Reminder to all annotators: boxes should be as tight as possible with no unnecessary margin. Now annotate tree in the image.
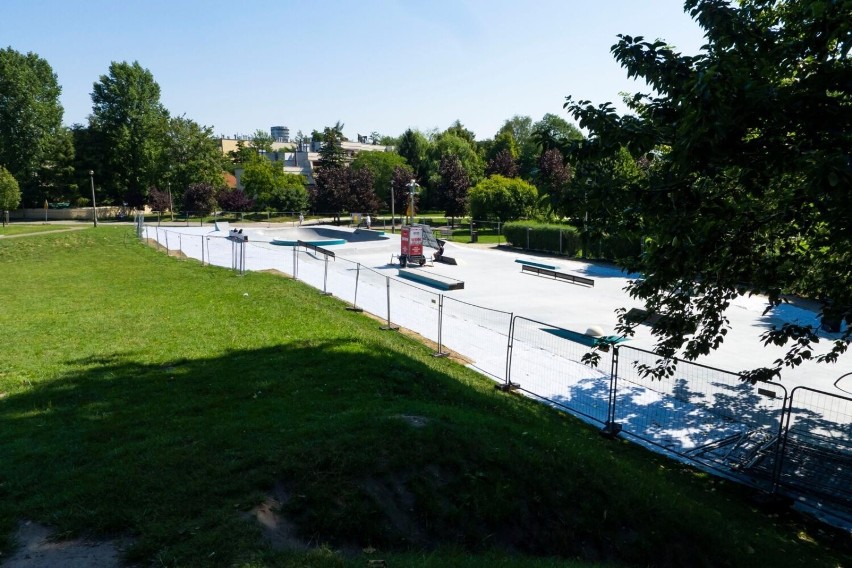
[227,139,257,168]
[251,129,274,154]
[350,150,408,204]
[531,113,583,155]
[445,119,477,145]
[147,186,171,214]
[469,175,538,222]
[182,182,217,216]
[312,164,349,217]
[486,150,519,179]
[563,0,852,379]
[536,148,573,216]
[317,122,346,169]
[89,61,169,206]
[164,116,226,205]
[0,166,21,226]
[348,166,380,213]
[217,187,254,212]
[424,131,484,207]
[396,128,429,182]
[0,48,66,206]
[437,155,470,225]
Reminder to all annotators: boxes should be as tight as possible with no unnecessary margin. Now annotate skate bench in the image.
[520,264,594,287]
[398,268,464,290]
[515,259,559,270]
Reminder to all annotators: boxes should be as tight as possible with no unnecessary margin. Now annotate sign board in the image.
[401,226,423,257]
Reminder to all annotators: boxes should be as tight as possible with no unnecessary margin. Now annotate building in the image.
[271,126,290,143]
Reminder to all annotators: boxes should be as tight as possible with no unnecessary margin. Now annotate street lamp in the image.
[88,170,98,228]
[167,180,174,221]
[406,179,418,225]
[390,181,395,233]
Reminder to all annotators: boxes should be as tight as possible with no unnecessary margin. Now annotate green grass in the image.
[0,223,80,236]
[0,228,848,567]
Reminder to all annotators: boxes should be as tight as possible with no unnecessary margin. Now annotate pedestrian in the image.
[366,214,371,229]
[298,212,304,226]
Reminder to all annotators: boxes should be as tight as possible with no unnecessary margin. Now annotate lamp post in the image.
[167,179,174,222]
[390,181,395,233]
[88,170,98,228]
[406,179,418,225]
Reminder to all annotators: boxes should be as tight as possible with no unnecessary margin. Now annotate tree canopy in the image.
[564,0,852,379]
[350,150,408,205]
[468,174,537,222]
[0,48,66,206]
[89,61,169,206]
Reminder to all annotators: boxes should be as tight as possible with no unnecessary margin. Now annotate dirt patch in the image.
[244,482,311,552]
[2,520,132,568]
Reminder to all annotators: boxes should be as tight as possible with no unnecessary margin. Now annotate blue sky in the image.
[2,0,707,141]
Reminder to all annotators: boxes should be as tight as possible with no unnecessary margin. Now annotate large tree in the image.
[564,0,851,379]
[396,128,430,184]
[424,131,484,207]
[89,61,169,206]
[350,150,408,204]
[164,115,226,204]
[0,48,67,206]
[436,154,470,225]
[469,174,538,222]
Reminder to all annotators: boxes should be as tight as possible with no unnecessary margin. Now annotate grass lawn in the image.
[0,227,848,567]
[0,224,81,236]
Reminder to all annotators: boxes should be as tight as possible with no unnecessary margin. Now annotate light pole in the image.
[390,181,395,233]
[88,170,98,228]
[167,179,174,222]
[406,179,418,225]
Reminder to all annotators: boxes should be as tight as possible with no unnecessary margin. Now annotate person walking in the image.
[298,212,304,226]
[365,214,371,229]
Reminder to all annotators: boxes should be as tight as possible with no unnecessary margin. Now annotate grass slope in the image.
[0,227,848,567]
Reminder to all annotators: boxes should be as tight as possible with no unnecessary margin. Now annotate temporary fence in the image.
[141,225,851,523]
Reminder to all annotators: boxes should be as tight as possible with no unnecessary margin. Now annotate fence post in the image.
[346,263,363,312]
[526,227,530,250]
[497,315,519,391]
[559,230,563,255]
[321,254,332,296]
[600,345,623,438]
[292,245,298,279]
[380,276,399,331]
[769,390,793,495]
[433,295,448,357]
[201,235,205,266]
[165,230,169,254]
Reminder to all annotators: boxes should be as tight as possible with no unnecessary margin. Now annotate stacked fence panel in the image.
[613,345,787,484]
[778,387,852,513]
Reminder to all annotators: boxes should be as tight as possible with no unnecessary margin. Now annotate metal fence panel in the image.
[613,345,788,481]
[387,277,440,344]
[508,316,612,424]
[441,297,512,382]
[777,387,852,512]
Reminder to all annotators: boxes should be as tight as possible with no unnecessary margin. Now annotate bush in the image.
[503,221,581,256]
[503,221,641,261]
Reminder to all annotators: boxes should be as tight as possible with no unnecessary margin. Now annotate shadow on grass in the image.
[1,341,847,567]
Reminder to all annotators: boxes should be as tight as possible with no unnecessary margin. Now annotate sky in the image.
[1,0,708,141]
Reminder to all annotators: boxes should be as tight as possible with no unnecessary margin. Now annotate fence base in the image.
[432,351,449,358]
[380,325,400,331]
[600,422,623,438]
[751,491,793,513]
[345,306,363,312]
[495,382,521,392]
